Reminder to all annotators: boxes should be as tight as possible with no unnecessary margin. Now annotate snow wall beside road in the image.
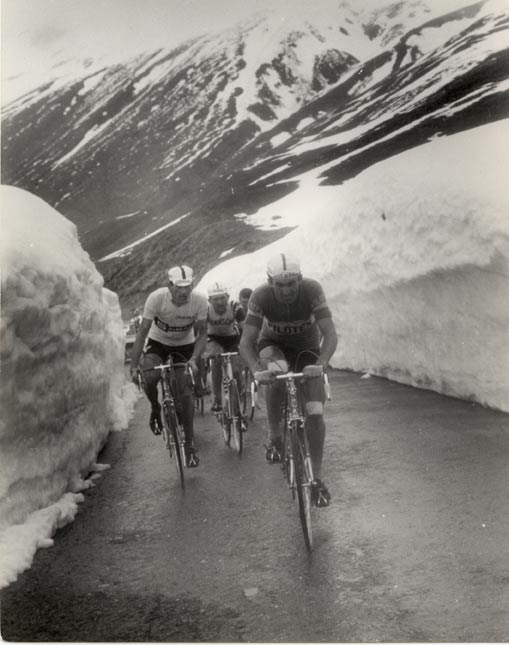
[0,186,136,584]
[200,120,509,412]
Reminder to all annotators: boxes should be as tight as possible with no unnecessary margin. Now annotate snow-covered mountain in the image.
[1,0,508,310]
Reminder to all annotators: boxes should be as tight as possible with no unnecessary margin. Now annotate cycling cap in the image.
[168,265,193,286]
[207,281,228,297]
[266,253,301,280]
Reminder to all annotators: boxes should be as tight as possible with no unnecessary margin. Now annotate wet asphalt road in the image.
[2,370,509,642]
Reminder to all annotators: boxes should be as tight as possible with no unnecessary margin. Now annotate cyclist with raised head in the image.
[239,253,338,506]
[238,287,253,314]
[203,282,246,412]
[130,265,208,467]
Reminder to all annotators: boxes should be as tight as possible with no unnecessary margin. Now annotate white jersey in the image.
[143,287,208,346]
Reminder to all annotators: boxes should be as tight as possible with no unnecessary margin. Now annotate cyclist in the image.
[130,265,208,467]
[203,282,245,412]
[131,307,142,333]
[239,253,337,506]
[238,287,253,314]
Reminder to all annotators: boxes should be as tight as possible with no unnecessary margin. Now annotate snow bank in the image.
[0,186,137,588]
[199,120,509,411]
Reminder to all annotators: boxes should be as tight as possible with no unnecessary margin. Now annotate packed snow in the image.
[0,186,137,588]
[199,119,509,412]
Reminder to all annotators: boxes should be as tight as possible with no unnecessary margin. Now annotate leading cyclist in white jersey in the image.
[130,265,208,467]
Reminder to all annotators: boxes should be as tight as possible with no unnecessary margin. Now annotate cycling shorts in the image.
[257,340,320,372]
[207,334,240,353]
[145,338,195,362]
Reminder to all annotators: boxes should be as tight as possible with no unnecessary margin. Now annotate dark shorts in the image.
[257,340,320,372]
[207,334,240,353]
[144,338,195,362]
[257,341,324,404]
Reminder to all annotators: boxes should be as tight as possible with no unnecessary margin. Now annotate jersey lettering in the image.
[154,316,194,333]
[268,320,313,334]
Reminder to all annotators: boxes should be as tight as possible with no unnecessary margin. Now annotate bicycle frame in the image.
[276,371,322,552]
[213,352,246,455]
[241,365,257,420]
[151,358,193,488]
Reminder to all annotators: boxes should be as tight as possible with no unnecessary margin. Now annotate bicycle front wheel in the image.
[229,380,243,456]
[163,401,185,490]
[292,422,313,551]
[220,410,231,446]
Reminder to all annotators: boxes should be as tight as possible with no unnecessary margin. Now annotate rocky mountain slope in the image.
[2,0,508,312]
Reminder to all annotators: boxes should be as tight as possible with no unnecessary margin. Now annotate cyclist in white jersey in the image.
[130,265,207,467]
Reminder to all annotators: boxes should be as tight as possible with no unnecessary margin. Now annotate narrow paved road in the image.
[2,371,509,642]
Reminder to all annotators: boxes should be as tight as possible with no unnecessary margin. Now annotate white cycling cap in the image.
[168,265,194,286]
[266,253,301,280]
[207,282,229,297]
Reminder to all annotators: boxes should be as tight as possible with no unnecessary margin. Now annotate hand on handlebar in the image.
[302,364,324,379]
[130,365,140,386]
[187,358,198,376]
[253,369,275,384]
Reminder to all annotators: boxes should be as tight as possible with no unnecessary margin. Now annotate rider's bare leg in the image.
[175,368,195,445]
[141,352,162,410]
[305,407,325,479]
[259,346,287,442]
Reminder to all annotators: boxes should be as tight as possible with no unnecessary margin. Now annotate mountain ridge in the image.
[2,0,507,313]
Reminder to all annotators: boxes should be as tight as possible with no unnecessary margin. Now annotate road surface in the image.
[2,370,509,642]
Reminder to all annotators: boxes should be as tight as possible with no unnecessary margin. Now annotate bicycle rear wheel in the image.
[229,380,243,456]
[241,368,255,421]
[163,401,185,489]
[292,422,312,551]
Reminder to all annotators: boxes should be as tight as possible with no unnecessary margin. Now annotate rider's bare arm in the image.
[239,322,261,374]
[315,316,338,368]
[130,318,152,370]
[190,318,208,364]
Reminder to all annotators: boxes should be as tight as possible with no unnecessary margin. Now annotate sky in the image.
[1,0,477,103]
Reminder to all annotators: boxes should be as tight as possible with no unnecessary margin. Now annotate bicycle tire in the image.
[240,370,248,416]
[220,411,231,446]
[229,380,243,456]
[281,403,293,492]
[240,369,255,421]
[195,393,204,415]
[163,401,185,490]
[292,421,313,551]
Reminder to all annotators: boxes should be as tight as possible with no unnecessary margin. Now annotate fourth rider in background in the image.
[203,282,245,412]
[129,265,208,467]
[238,287,253,314]
[239,254,338,507]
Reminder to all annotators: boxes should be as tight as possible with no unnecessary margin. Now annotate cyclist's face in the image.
[170,283,192,305]
[209,294,228,313]
[272,278,299,304]
[239,297,249,311]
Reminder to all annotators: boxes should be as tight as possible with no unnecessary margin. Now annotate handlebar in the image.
[138,361,195,384]
[150,362,189,371]
[275,371,304,380]
[254,369,331,400]
[219,352,239,358]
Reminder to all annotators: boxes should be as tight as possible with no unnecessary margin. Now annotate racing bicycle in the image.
[139,357,195,489]
[213,352,247,455]
[273,369,330,551]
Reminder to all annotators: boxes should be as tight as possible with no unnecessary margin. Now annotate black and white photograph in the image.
[1,0,508,642]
